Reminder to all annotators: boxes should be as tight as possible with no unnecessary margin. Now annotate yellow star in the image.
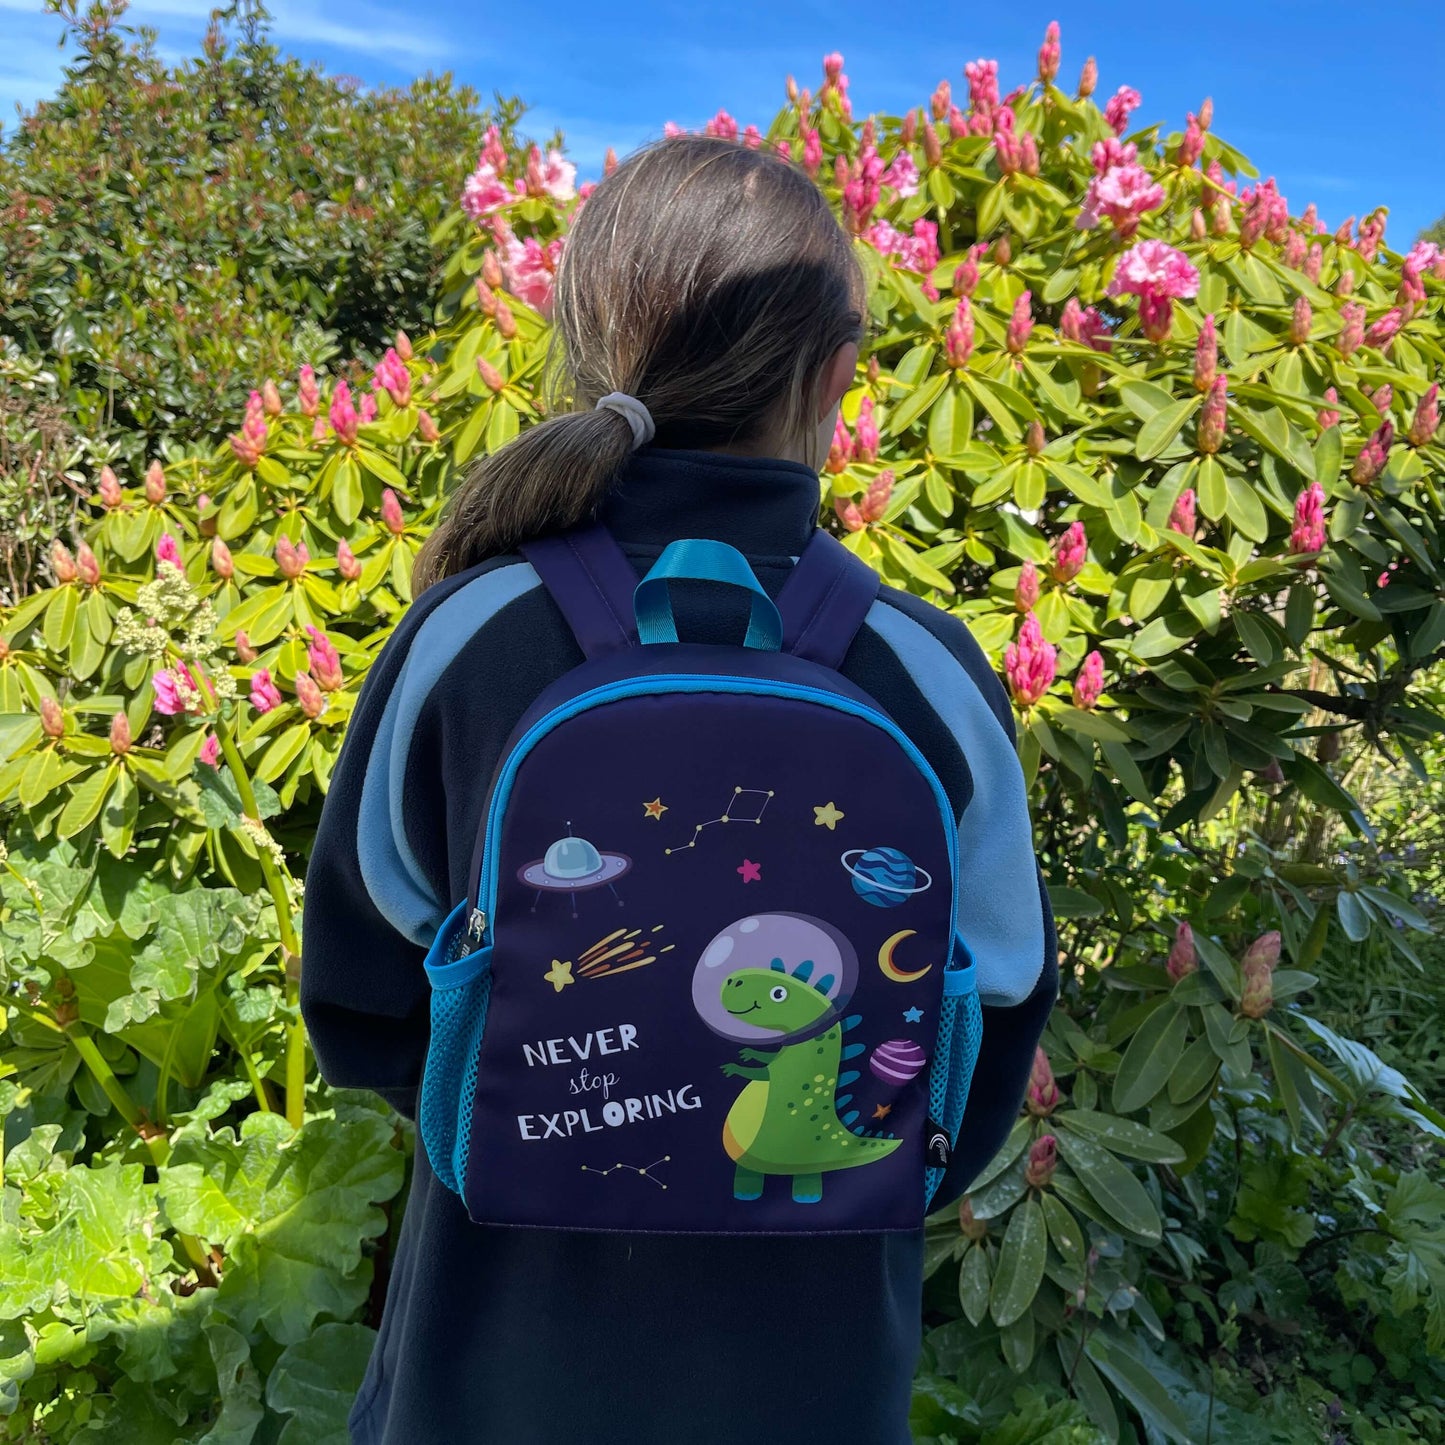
[543,959,575,993]
[643,797,668,820]
[873,1103,892,1120]
[814,801,845,830]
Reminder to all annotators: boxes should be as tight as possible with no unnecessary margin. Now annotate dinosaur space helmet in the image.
[692,912,858,1044]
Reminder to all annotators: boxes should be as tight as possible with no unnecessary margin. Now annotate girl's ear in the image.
[817,341,861,420]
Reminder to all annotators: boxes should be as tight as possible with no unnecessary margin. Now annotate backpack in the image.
[417,524,982,1234]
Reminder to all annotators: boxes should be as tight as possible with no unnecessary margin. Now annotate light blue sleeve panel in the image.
[357,562,540,947]
[864,601,1046,1008]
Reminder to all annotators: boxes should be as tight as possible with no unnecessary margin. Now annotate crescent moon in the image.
[878,929,931,983]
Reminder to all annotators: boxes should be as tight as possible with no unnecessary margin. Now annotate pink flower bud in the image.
[1290,482,1327,555]
[109,712,131,756]
[275,535,309,580]
[144,461,167,504]
[329,380,360,446]
[1364,308,1403,350]
[1335,269,1355,299]
[945,297,975,369]
[834,497,865,532]
[1005,614,1057,706]
[382,489,406,535]
[1304,243,1323,283]
[298,364,320,416]
[826,413,854,475]
[1025,420,1045,456]
[1006,291,1034,354]
[993,233,1012,267]
[359,392,377,424]
[1037,21,1061,83]
[477,358,506,393]
[1239,931,1281,1018]
[395,329,413,362]
[1335,216,1355,246]
[1190,208,1207,241]
[1211,194,1232,236]
[197,494,216,538]
[1026,1047,1061,1115]
[249,668,282,714]
[1365,383,1392,415]
[1282,230,1306,270]
[295,669,327,720]
[494,299,517,340]
[1288,296,1312,347]
[50,540,77,584]
[854,396,880,464]
[1025,1133,1058,1188]
[156,532,182,567]
[1194,314,1218,392]
[75,541,100,587]
[1077,56,1097,98]
[40,696,64,739]
[1337,303,1364,359]
[1409,384,1440,448]
[336,539,362,581]
[859,469,894,524]
[1104,85,1141,137]
[235,630,259,664]
[1051,522,1087,582]
[1015,561,1041,612]
[417,409,440,444]
[210,537,234,579]
[98,466,123,509]
[1197,376,1228,454]
[1169,487,1197,536]
[1177,112,1205,168]
[921,120,941,168]
[261,379,283,416]
[1198,96,1213,130]
[958,1194,988,1240]
[953,246,981,298]
[1072,649,1104,710]
[199,733,220,768]
[1318,387,1340,430]
[1166,921,1197,982]
[900,110,918,145]
[1351,421,1394,485]
[481,250,504,291]
[305,625,344,692]
[372,347,412,408]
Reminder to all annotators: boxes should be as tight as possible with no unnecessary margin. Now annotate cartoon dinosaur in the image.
[719,960,901,1203]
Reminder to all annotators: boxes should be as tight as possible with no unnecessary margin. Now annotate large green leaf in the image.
[1053,1131,1161,1242]
[268,1323,377,1445]
[990,1196,1046,1326]
[1054,1110,1185,1164]
[1111,1002,1190,1114]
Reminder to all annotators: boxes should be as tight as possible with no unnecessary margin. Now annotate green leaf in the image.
[1225,474,1269,542]
[1135,396,1200,461]
[1112,1003,1190,1113]
[56,764,116,840]
[1055,1111,1186,1164]
[926,382,974,462]
[1053,1133,1161,1242]
[1046,885,1105,919]
[1118,380,1176,421]
[887,372,948,436]
[958,1242,991,1326]
[1336,889,1371,942]
[1196,455,1227,520]
[1084,1332,1195,1444]
[268,1323,378,1445]
[1049,705,1130,744]
[332,456,363,526]
[43,585,78,654]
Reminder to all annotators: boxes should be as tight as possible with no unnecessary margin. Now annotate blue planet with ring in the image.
[841,847,933,908]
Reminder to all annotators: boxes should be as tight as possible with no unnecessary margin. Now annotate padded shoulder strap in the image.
[775,529,881,670]
[518,526,640,658]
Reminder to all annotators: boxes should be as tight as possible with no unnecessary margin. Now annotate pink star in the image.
[737,859,761,884]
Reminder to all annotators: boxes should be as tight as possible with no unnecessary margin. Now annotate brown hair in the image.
[412,133,866,591]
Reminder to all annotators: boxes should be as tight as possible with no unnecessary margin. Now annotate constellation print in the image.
[581,1155,672,1190]
[664,786,775,856]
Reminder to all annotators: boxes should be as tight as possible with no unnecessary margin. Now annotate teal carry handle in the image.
[633,539,783,651]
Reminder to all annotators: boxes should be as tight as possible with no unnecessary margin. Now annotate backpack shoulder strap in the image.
[775,529,881,670]
[519,525,640,658]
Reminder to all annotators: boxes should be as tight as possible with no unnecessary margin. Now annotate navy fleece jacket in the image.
[300,447,1058,1445]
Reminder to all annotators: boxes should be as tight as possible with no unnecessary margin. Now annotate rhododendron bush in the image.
[4,21,1445,1441]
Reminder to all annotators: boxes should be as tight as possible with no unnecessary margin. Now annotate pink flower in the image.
[194,731,219,768]
[1409,384,1440,448]
[371,348,412,408]
[1336,303,1365,359]
[826,413,854,474]
[229,389,269,468]
[1077,161,1165,236]
[1198,376,1228,454]
[156,532,182,567]
[1025,1133,1057,1189]
[1108,240,1199,342]
[480,125,507,173]
[337,539,362,581]
[1026,1047,1061,1115]
[1240,931,1281,1018]
[298,364,320,417]
[1290,482,1326,555]
[946,298,975,369]
[329,380,360,446]
[1006,291,1034,354]
[358,392,378,424]
[880,151,919,197]
[97,465,123,509]
[382,489,406,534]
[1037,20,1061,84]
[1072,650,1104,710]
[1289,296,1312,347]
[1051,522,1087,582]
[1169,487,1197,536]
[1166,922,1197,982]
[663,120,685,139]
[153,662,200,716]
[305,625,344,692]
[461,162,514,221]
[1365,308,1404,350]
[1356,212,1385,263]
[859,469,894,524]
[703,109,738,141]
[1104,85,1141,136]
[144,460,167,504]
[1239,177,1289,248]
[496,225,563,315]
[1005,614,1057,706]
[275,536,309,580]
[742,124,763,149]
[1351,422,1394,485]
[964,57,1000,115]
[802,126,823,176]
[1401,241,1440,306]
[844,140,886,233]
[1282,230,1307,269]
[1194,314,1218,392]
[1059,298,1111,352]
[854,396,880,464]
[249,669,282,714]
[834,497,865,532]
[1015,561,1040,613]
[1318,387,1341,430]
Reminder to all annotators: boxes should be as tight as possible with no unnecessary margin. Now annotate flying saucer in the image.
[520,833,632,892]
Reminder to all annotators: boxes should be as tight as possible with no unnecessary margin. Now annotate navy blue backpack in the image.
[418,524,982,1233]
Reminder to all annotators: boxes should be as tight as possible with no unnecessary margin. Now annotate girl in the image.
[302,133,1057,1445]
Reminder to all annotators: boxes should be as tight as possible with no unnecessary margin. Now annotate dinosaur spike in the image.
[841,1042,865,1061]
[769,956,786,973]
[838,1070,859,1087]
[813,973,835,996]
[852,1125,866,1136]
[835,1094,853,1108]
[842,1110,860,1126]
[843,1014,862,1032]
[792,958,815,981]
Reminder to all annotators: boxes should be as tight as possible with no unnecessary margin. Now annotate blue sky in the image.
[2,0,1441,242]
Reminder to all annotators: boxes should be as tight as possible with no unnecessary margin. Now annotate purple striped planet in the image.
[869,1038,928,1085]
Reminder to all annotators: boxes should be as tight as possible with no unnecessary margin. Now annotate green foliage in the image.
[2,24,1444,1442]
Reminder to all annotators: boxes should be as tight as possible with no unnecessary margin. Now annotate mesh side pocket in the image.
[924,939,982,1208]
[420,905,493,1198]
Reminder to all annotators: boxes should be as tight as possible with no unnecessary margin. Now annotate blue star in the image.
[903,1006,924,1024]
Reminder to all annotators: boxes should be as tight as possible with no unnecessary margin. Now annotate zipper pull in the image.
[467,907,487,943]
